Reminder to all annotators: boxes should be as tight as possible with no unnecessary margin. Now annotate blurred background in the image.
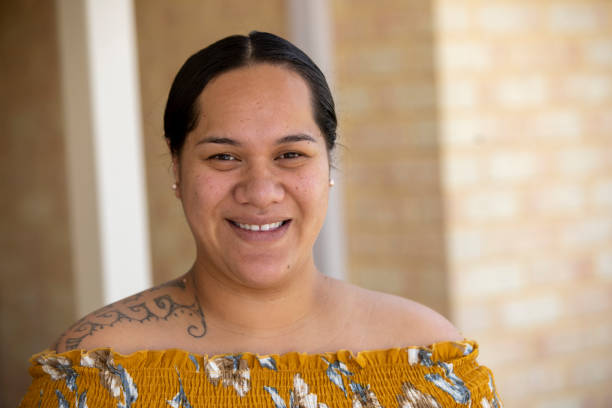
[2,0,612,406]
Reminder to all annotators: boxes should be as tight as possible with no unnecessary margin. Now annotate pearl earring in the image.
[329,179,335,187]
[172,182,178,191]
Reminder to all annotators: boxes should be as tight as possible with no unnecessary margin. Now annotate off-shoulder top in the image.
[19,340,502,407]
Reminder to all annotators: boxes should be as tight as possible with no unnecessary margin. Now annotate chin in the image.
[230,259,296,290]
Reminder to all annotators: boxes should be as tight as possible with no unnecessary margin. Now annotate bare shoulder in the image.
[53,277,206,353]
[334,280,463,347]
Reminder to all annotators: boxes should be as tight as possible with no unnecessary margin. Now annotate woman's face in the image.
[175,63,330,289]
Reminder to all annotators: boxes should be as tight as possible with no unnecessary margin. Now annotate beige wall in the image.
[436,1,612,406]
[333,0,612,406]
[0,2,75,406]
[333,0,450,315]
[134,0,288,284]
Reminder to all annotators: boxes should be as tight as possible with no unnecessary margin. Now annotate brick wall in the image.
[435,1,612,406]
[0,2,74,406]
[333,0,450,315]
[334,0,612,406]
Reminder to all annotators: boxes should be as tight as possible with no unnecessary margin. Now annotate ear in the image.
[172,157,182,198]
[167,138,181,199]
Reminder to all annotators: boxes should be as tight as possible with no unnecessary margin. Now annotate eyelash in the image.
[208,153,237,161]
[276,152,303,160]
[207,152,304,161]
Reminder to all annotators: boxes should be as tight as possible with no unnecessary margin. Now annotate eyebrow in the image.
[195,136,240,146]
[276,134,317,145]
[195,133,317,146]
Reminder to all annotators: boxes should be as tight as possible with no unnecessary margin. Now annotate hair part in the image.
[163,31,337,157]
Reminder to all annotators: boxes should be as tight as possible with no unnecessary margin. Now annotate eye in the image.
[209,153,237,161]
[277,151,303,160]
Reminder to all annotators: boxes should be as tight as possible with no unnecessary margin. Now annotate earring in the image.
[329,179,335,187]
[172,182,178,191]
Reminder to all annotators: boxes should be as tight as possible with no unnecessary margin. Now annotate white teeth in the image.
[236,221,284,232]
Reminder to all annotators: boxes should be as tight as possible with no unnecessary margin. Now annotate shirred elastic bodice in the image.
[20,340,502,407]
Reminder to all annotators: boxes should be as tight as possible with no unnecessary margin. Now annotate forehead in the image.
[194,64,318,140]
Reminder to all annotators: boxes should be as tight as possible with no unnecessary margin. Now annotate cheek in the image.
[186,173,228,212]
[293,167,329,209]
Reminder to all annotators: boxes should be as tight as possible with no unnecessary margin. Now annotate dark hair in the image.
[164,31,337,156]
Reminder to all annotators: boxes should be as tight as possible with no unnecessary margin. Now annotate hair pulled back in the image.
[164,31,337,156]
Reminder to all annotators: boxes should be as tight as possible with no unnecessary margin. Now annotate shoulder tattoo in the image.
[57,279,207,351]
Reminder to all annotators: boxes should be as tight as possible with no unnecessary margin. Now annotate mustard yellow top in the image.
[20,340,501,408]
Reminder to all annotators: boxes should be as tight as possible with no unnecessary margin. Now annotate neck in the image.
[189,256,328,339]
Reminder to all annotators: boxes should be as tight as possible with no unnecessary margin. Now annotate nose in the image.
[233,163,285,209]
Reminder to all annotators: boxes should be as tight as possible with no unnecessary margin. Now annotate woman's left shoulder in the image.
[338,282,464,346]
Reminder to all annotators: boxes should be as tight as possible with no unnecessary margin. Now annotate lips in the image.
[232,220,284,231]
[226,218,291,242]
[228,219,291,232]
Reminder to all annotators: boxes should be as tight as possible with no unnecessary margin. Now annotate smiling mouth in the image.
[229,219,291,232]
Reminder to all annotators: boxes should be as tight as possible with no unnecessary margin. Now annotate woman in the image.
[21,32,501,407]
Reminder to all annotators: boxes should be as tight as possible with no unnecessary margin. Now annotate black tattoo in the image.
[188,291,206,338]
[60,279,206,350]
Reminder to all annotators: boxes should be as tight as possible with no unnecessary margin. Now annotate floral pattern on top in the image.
[424,362,470,404]
[36,355,78,392]
[188,354,200,372]
[55,389,71,408]
[21,340,501,408]
[322,356,384,408]
[36,355,89,407]
[407,348,434,367]
[480,373,502,408]
[350,382,383,408]
[80,351,119,398]
[407,344,472,405]
[258,355,278,371]
[265,373,329,408]
[205,354,251,397]
[396,382,441,408]
[321,356,354,397]
[167,368,194,408]
[80,349,138,408]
